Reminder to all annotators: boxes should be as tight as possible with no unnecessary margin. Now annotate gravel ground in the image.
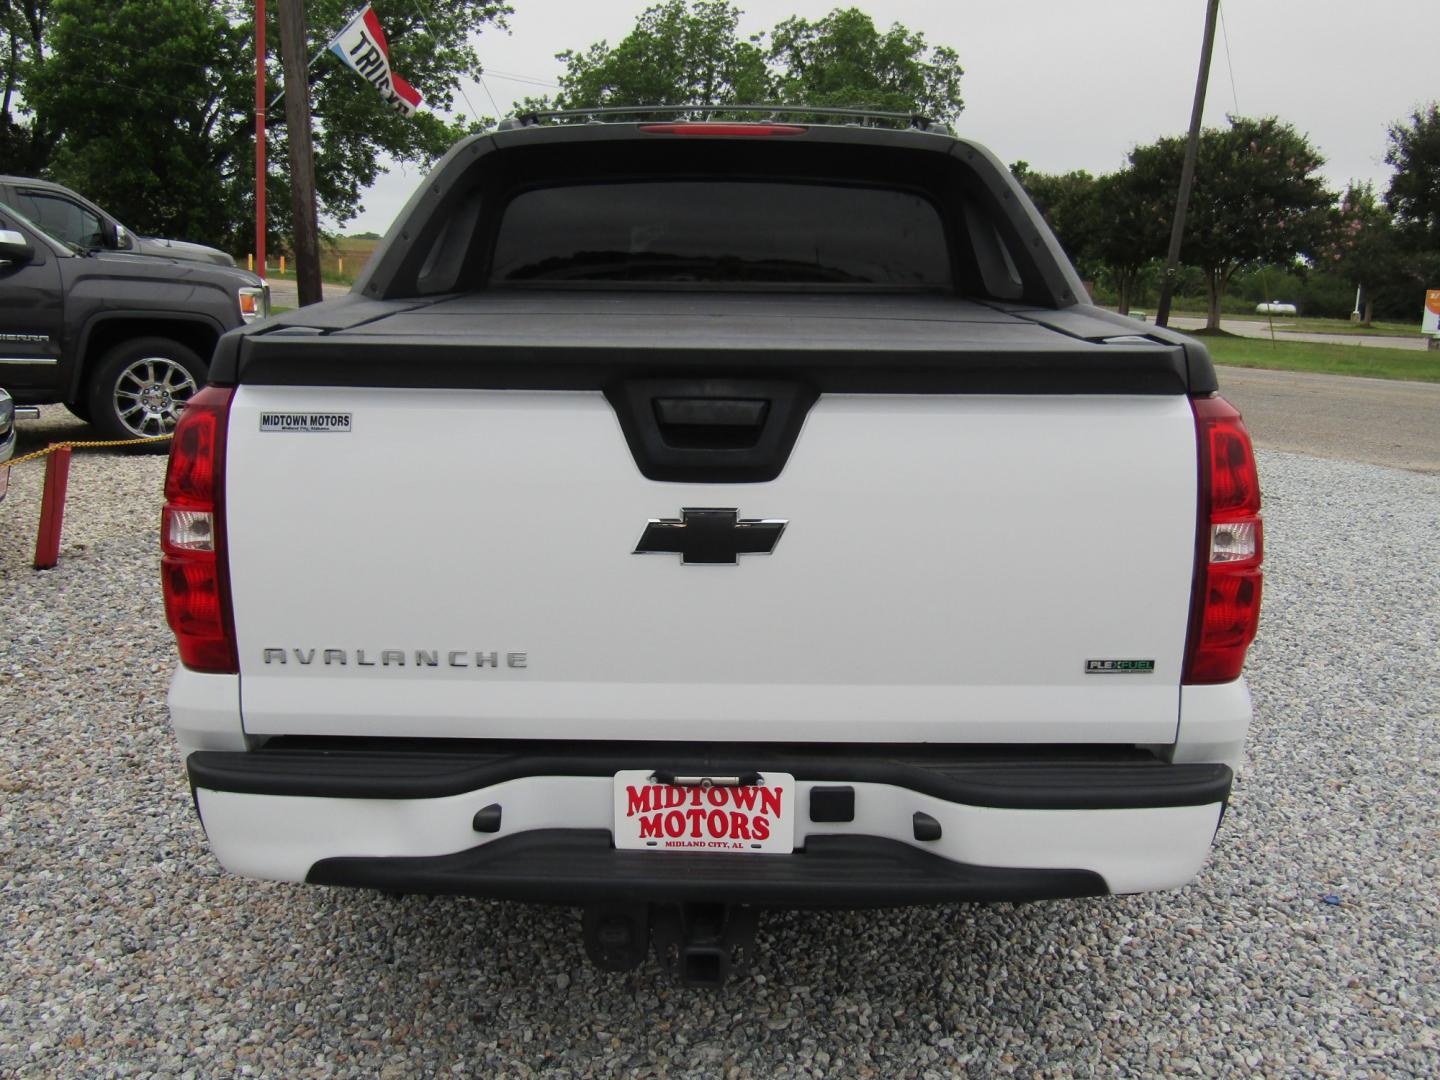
[1,414,1437,1078]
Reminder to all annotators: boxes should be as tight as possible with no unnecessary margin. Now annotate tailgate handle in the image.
[607,378,817,482]
[654,397,769,428]
[651,397,771,451]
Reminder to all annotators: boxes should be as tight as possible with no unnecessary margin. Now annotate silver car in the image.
[1,388,38,503]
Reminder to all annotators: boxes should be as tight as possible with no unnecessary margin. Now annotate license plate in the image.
[613,770,796,853]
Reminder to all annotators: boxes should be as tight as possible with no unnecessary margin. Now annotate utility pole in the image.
[278,0,324,306]
[255,0,266,280]
[1154,0,1220,329]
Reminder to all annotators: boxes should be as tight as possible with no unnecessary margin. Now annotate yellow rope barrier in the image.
[3,434,173,470]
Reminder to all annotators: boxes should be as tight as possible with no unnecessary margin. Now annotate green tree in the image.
[1128,116,1334,330]
[1383,103,1440,304]
[1385,103,1440,250]
[537,0,768,114]
[1092,167,1169,315]
[1011,165,1104,283]
[23,1,252,246]
[763,7,963,124]
[299,0,510,230]
[1323,182,1401,324]
[1013,163,1168,314]
[524,1,963,126]
[17,0,509,251]
[0,0,52,172]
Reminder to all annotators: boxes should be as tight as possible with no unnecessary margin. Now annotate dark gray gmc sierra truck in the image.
[0,202,267,439]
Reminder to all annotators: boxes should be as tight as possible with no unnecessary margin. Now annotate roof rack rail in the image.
[498,104,949,133]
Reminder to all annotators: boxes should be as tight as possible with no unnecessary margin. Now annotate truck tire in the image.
[87,337,207,442]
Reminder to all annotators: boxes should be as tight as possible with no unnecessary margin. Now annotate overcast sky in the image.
[341,0,1438,234]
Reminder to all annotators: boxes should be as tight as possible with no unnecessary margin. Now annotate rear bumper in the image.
[189,744,1231,903]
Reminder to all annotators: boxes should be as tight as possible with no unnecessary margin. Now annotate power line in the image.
[482,68,559,90]
[1217,1,1240,115]
[1215,4,1275,341]
[452,74,481,122]
[475,70,503,119]
[403,0,482,122]
[463,64,562,121]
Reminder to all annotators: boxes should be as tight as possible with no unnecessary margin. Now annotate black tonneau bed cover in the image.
[213,292,1217,395]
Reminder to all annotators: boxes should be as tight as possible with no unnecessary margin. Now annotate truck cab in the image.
[0,176,235,267]
[0,202,267,438]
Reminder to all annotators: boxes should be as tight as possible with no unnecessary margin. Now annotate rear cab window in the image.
[396,133,1053,305]
[489,181,952,287]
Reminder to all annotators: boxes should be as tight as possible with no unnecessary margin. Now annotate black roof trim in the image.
[500,103,947,132]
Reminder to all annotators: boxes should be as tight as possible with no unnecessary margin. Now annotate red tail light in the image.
[639,123,806,136]
[161,385,237,673]
[1183,396,1263,683]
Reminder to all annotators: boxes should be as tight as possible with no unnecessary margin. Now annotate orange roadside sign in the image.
[1427,289,1440,315]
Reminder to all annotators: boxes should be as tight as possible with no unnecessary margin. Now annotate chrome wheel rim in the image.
[113,356,197,437]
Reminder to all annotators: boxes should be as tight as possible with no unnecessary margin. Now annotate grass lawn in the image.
[1198,332,1440,383]
[242,236,376,284]
[1166,309,1421,338]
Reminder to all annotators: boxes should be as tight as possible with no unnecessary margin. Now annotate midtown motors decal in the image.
[259,412,352,433]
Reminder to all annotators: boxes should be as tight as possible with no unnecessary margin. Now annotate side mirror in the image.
[115,223,132,249]
[0,228,34,263]
[100,218,119,248]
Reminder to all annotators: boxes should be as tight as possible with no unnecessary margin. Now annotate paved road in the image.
[265,278,351,308]
[1167,315,1431,351]
[1215,365,1440,474]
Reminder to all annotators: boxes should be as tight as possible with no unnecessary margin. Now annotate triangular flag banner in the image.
[330,5,423,118]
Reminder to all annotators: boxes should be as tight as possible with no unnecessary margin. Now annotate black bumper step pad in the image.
[306,829,1107,908]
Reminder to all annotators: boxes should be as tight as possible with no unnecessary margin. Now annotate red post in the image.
[34,446,72,570]
[256,0,267,279]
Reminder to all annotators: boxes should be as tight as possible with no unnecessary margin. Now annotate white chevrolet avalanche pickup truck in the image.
[162,110,1262,987]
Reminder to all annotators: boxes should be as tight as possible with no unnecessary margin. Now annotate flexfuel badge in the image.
[1085,659,1156,674]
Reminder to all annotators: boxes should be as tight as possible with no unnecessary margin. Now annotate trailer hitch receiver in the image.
[651,903,759,989]
[581,902,760,988]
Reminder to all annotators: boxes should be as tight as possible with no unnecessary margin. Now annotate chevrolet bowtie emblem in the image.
[633,508,787,565]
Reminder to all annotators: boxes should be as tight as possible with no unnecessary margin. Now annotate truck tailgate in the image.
[226,380,1196,744]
